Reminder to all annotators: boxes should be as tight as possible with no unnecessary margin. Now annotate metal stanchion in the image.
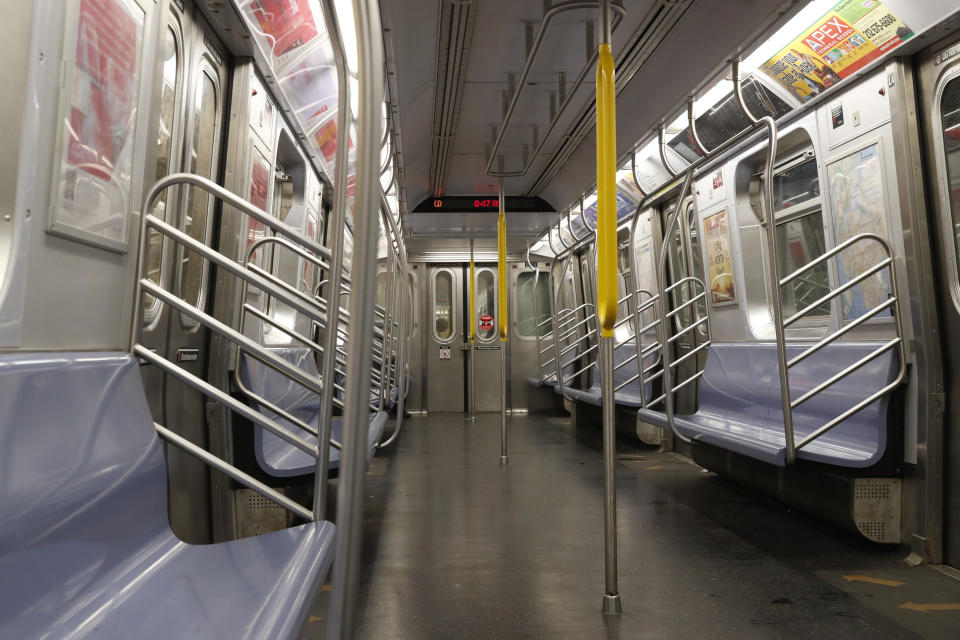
[596,0,621,615]
[498,177,508,466]
[470,239,476,420]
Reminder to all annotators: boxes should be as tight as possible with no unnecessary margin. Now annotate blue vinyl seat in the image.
[239,349,386,477]
[528,345,580,389]
[0,352,334,639]
[558,343,653,408]
[636,342,900,467]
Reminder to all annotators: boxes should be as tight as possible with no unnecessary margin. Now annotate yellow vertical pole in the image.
[498,178,508,465]
[469,238,476,419]
[597,0,621,617]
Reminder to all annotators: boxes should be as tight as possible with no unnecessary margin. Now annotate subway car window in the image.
[943,76,960,281]
[748,144,830,324]
[433,270,453,341]
[516,272,550,338]
[476,269,496,341]
[774,155,819,209]
[179,69,219,324]
[615,236,634,343]
[144,25,180,325]
[776,213,830,317]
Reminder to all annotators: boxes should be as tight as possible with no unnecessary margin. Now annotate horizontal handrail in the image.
[790,338,900,410]
[249,235,332,271]
[668,340,711,369]
[613,352,637,371]
[784,257,891,328]
[665,291,706,319]
[144,173,332,261]
[787,297,896,368]
[614,373,640,392]
[667,316,709,344]
[795,372,903,450]
[780,232,888,286]
[156,423,312,521]
[146,216,326,325]
[136,344,317,456]
[560,343,599,369]
[779,232,905,457]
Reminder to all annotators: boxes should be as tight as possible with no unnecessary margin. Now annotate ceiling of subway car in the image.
[381,0,802,240]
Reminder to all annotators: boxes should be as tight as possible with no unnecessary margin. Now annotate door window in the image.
[179,66,219,327]
[433,270,454,341]
[144,24,181,326]
[943,76,960,275]
[476,269,496,341]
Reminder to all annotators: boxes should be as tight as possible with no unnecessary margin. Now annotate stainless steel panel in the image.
[425,265,465,412]
[917,38,960,567]
[405,266,423,412]
[510,262,556,412]
[472,264,501,412]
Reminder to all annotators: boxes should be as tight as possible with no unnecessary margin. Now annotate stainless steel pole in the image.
[470,238,476,420]
[326,0,384,636]
[597,0,621,615]
[600,335,620,614]
[313,0,352,520]
[498,177,508,465]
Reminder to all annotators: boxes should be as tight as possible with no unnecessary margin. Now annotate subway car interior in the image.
[5,0,960,637]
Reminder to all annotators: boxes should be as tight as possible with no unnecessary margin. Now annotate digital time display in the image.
[413,195,553,213]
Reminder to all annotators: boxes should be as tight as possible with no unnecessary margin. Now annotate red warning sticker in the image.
[479,314,494,331]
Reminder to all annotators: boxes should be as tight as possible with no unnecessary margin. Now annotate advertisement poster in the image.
[827,143,892,321]
[704,210,735,304]
[761,0,913,102]
[247,151,270,259]
[55,0,144,247]
[313,119,338,169]
[281,42,338,130]
[249,0,319,68]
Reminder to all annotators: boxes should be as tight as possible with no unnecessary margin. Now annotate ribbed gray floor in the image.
[302,413,958,639]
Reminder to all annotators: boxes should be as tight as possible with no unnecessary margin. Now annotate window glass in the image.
[377,271,388,308]
[434,271,453,340]
[180,69,218,323]
[633,211,658,331]
[666,203,692,327]
[517,272,550,338]
[774,156,819,210]
[776,213,830,317]
[668,78,792,162]
[144,26,179,321]
[408,272,418,336]
[942,76,960,275]
[615,239,635,343]
[687,205,708,326]
[301,211,318,292]
[476,270,496,341]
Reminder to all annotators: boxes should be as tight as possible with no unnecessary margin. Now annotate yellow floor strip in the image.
[898,602,960,613]
[842,575,904,587]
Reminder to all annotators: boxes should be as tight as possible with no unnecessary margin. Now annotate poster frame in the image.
[823,131,897,327]
[47,0,149,254]
[702,207,738,308]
